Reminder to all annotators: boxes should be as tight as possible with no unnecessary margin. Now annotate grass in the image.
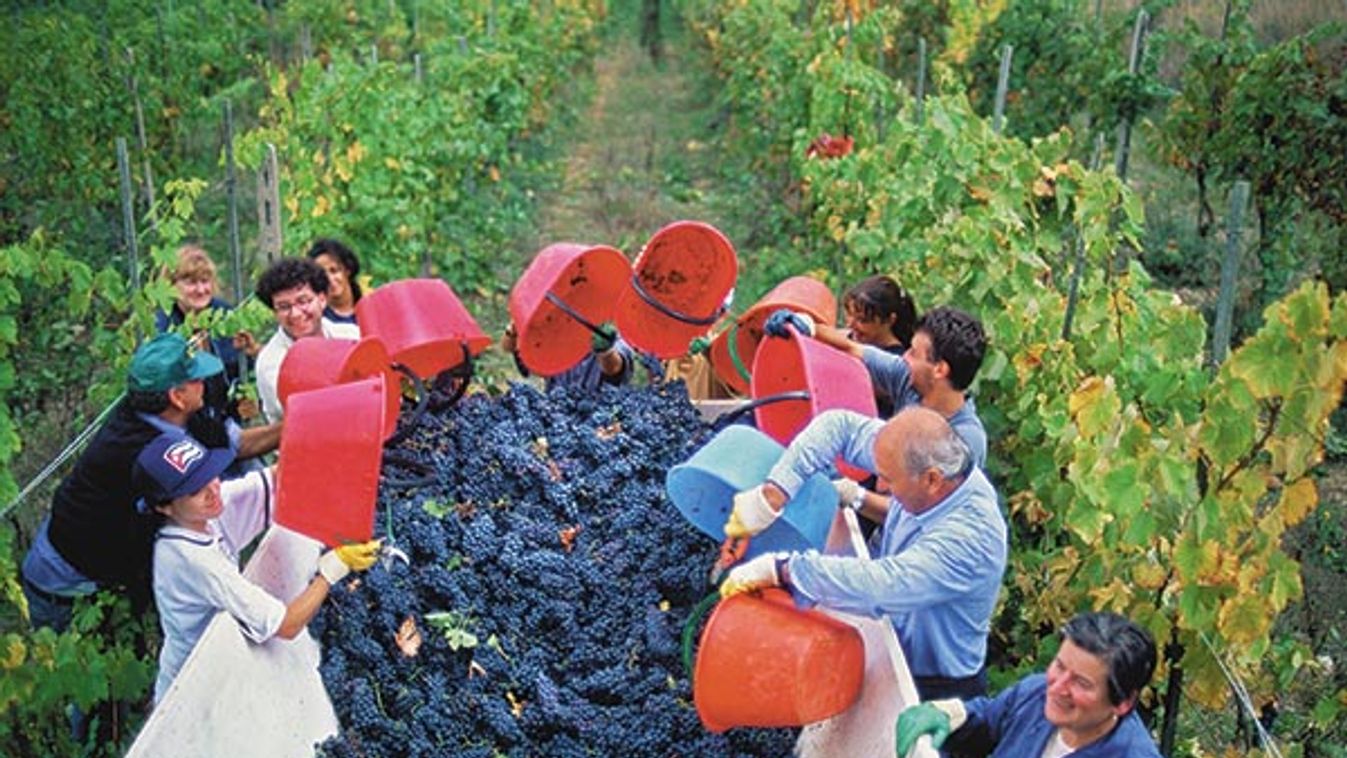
[1105,0,1345,42]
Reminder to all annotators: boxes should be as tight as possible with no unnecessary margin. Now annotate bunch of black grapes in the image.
[313,382,798,757]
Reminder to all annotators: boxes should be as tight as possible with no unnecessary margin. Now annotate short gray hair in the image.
[904,424,972,480]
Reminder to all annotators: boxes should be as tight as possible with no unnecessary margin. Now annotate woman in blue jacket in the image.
[896,611,1163,757]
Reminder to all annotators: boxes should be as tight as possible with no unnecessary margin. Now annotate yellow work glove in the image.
[719,552,789,599]
[318,539,382,585]
[724,486,781,539]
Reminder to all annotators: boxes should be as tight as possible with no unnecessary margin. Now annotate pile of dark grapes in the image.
[312,381,798,757]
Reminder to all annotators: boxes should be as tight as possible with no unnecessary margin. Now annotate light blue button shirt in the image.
[860,345,988,468]
[765,409,1007,679]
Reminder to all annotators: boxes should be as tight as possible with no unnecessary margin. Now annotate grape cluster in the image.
[313,382,799,757]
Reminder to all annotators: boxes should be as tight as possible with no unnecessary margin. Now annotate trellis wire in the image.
[1199,632,1285,758]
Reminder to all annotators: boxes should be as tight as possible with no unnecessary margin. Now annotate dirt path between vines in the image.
[525,25,720,256]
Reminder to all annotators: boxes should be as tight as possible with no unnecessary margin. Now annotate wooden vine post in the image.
[256,143,283,266]
[1114,10,1149,183]
[1209,181,1251,368]
[993,44,1013,135]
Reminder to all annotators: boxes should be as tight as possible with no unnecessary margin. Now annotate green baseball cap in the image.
[127,333,224,392]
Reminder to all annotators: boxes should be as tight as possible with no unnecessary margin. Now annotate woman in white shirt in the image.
[132,432,380,703]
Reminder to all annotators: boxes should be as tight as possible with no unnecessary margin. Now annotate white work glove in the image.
[318,540,382,585]
[724,486,781,539]
[832,478,864,511]
[720,552,790,598]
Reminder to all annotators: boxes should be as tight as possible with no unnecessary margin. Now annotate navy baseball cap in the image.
[127,333,225,393]
[132,433,236,507]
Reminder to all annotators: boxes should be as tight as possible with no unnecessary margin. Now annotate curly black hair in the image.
[916,306,987,391]
[255,257,330,309]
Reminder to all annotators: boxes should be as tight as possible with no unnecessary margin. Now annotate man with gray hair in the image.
[721,406,1007,699]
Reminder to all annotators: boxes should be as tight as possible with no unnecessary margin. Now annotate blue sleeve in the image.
[948,674,1043,754]
[861,345,915,409]
[765,410,882,497]
[786,505,1006,615]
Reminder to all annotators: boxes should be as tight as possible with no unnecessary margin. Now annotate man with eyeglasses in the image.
[719,406,1007,701]
[254,257,362,423]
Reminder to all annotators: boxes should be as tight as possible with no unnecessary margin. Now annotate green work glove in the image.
[895,701,953,757]
[591,322,618,354]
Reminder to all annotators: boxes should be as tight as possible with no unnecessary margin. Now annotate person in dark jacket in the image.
[155,244,260,425]
[894,611,1162,758]
[20,333,280,631]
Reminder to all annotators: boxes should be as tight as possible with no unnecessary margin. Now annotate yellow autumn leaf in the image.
[489,165,501,183]
[284,195,300,220]
[1217,594,1270,646]
[1068,375,1119,438]
[1088,576,1133,612]
[1008,490,1050,525]
[312,195,330,218]
[2,634,26,669]
[385,157,401,171]
[312,149,326,167]
[1183,644,1230,710]
[1278,477,1318,527]
[346,141,366,163]
[1325,341,1347,400]
[1132,561,1167,591]
[968,184,993,203]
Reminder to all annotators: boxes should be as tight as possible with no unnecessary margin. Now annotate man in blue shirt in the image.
[721,406,1007,699]
[502,321,639,392]
[895,611,1162,758]
[766,305,988,467]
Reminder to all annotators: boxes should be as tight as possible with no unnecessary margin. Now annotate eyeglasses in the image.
[273,294,317,315]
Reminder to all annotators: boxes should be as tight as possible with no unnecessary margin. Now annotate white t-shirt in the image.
[152,468,285,703]
[1040,730,1074,758]
[255,318,361,423]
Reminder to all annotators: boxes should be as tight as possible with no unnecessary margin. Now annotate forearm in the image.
[813,323,864,359]
[766,410,880,496]
[237,421,282,458]
[276,576,331,639]
[855,488,891,523]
